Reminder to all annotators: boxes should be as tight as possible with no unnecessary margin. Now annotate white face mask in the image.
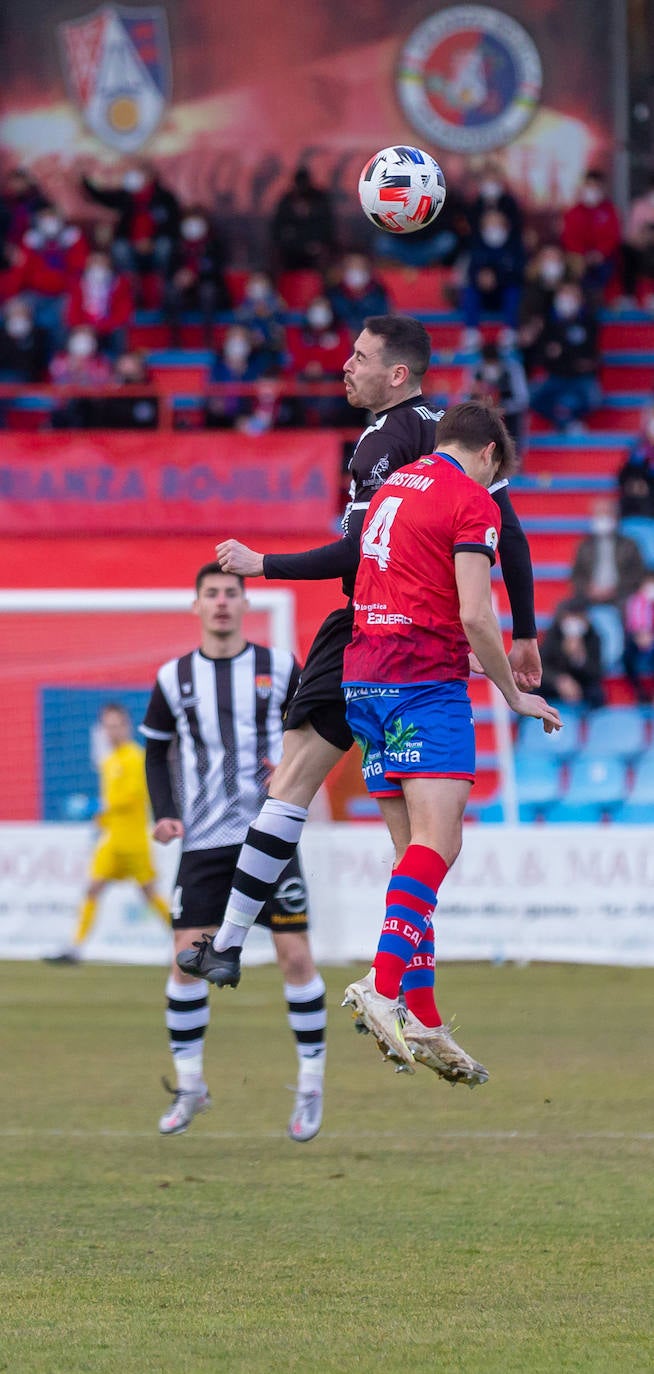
[39,216,61,238]
[124,170,146,192]
[561,616,586,637]
[482,227,508,248]
[480,180,501,200]
[643,582,654,602]
[5,315,31,338]
[182,218,207,241]
[86,265,111,285]
[69,333,96,359]
[225,339,249,365]
[540,260,564,284]
[555,295,579,319]
[344,268,370,291]
[482,363,501,383]
[307,305,332,330]
[592,515,616,536]
[582,185,603,207]
[246,280,269,302]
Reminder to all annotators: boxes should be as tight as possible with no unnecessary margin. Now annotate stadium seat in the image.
[277,270,325,310]
[583,705,649,760]
[515,706,582,760]
[619,516,654,570]
[553,756,628,820]
[587,604,626,673]
[611,801,653,823]
[514,755,564,816]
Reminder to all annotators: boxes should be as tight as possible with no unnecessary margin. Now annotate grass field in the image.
[3,960,653,1374]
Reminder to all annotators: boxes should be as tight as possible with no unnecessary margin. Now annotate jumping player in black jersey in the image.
[175,315,542,988]
[142,564,326,1142]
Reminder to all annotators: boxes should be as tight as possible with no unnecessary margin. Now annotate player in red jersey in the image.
[341,402,561,1085]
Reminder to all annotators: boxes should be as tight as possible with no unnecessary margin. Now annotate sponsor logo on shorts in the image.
[273,876,307,913]
[384,716,423,764]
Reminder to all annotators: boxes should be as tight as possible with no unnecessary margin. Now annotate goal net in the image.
[0,588,295,823]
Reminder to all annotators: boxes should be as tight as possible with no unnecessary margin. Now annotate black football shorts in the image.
[171,846,308,932]
[283,605,355,753]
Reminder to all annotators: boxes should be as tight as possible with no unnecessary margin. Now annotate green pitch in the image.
[2,961,653,1374]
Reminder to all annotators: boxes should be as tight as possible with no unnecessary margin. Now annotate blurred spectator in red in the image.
[618,406,654,519]
[464,340,529,455]
[572,497,645,606]
[284,295,350,427]
[539,598,605,709]
[562,169,621,300]
[206,325,277,431]
[529,281,601,433]
[623,575,654,702]
[66,251,133,357]
[621,177,654,308]
[469,161,524,249]
[164,206,231,344]
[235,270,286,365]
[461,208,524,347]
[271,164,337,273]
[327,252,389,337]
[0,167,48,249]
[19,203,88,348]
[518,242,575,373]
[0,297,49,381]
[49,326,112,428]
[81,160,180,295]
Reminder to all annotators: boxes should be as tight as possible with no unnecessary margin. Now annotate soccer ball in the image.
[358,145,446,234]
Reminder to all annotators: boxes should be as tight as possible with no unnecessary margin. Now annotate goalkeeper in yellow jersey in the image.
[46,703,170,964]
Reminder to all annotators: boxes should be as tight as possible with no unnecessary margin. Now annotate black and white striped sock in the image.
[165,974,210,1091]
[213,798,308,951]
[284,974,327,1092]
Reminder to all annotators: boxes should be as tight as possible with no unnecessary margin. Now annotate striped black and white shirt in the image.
[141,644,300,850]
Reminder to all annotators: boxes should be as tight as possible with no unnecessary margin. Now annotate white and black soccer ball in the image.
[358,145,446,234]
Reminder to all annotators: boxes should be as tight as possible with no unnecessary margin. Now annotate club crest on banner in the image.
[58,5,172,152]
[397,5,542,153]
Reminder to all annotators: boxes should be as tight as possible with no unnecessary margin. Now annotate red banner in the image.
[0,432,340,535]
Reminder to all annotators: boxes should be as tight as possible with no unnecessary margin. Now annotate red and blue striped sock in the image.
[402,922,442,1027]
[373,844,448,1001]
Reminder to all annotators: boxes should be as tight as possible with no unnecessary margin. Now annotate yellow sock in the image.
[151,894,171,927]
[73,897,97,946]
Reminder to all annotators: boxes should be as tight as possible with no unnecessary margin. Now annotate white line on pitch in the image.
[1,1129,652,1142]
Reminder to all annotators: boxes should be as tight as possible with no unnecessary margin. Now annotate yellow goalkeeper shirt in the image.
[98,741,151,850]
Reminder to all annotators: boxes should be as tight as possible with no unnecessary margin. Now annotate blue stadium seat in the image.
[515,706,581,760]
[625,749,654,804]
[546,800,607,823]
[587,604,626,673]
[550,756,628,822]
[515,754,563,810]
[620,516,654,569]
[611,801,653,823]
[583,706,649,760]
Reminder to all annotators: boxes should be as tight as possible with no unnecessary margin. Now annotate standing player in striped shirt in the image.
[141,563,326,1142]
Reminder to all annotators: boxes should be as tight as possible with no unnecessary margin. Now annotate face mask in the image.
[482,363,501,383]
[582,185,603,207]
[480,180,501,200]
[540,260,564,284]
[555,295,579,319]
[69,333,95,358]
[225,339,249,365]
[124,171,146,192]
[344,268,370,291]
[561,616,586,637]
[5,315,31,338]
[86,265,111,285]
[643,582,654,602]
[482,227,508,248]
[246,280,269,302]
[39,216,61,238]
[307,305,332,330]
[182,218,207,241]
[592,515,616,536]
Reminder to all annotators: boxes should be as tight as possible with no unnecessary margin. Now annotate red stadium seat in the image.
[277,270,325,310]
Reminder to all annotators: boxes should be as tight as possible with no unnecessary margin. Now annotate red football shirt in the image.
[343,451,501,684]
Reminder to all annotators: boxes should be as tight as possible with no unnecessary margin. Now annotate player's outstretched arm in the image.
[456,552,561,734]
[216,534,361,582]
[216,539,264,576]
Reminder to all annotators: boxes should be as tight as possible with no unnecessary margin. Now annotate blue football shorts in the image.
[343,680,475,798]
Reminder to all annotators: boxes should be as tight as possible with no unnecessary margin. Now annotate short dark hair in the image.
[195,561,245,594]
[434,401,517,480]
[100,702,130,720]
[364,315,431,380]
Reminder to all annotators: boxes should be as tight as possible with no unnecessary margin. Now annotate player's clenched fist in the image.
[153,818,185,844]
[215,539,264,577]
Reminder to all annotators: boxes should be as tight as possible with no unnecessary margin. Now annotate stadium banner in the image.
[0,1,613,236]
[0,432,339,535]
[2,823,653,968]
